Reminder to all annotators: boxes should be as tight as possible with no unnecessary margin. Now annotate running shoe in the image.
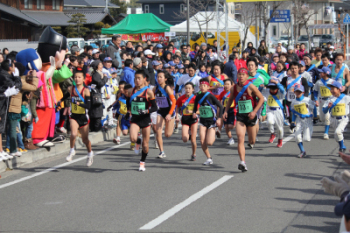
[313,118,318,125]
[268,133,276,143]
[130,142,135,151]
[3,152,13,160]
[277,139,283,148]
[289,128,295,134]
[323,134,329,140]
[86,155,93,167]
[0,151,9,161]
[139,161,146,171]
[158,151,166,159]
[134,138,142,154]
[297,151,306,158]
[191,154,196,161]
[113,138,121,145]
[216,129,221,138]
[227,138,235,145]
[18,148,28,153]
[284,120,290,126]
[174,127,179,134]
[56,127,67,134]
[203,158,213,165]
[238,161,248,172]
[247,143,254,149]
[154,140,159,149]
[10,151,22,157]
[66,149,76,162]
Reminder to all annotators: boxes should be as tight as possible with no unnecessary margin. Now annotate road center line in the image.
[139,175,234,230]
[283,134,295,145]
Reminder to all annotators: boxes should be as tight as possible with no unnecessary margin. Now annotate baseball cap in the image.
[144,49,155,56]
[163,63,170,69]
[335,195,350,217]
[133,57,141,66]
[317,67,331,75]
[294,84,304,92]
[330,46,335,49]
[288,45,294,50]
[92,49,100,55]
[156,44,163,49]
[169,61,176,66]
[152,60,160,66]
[267,77,280,88]
[273,53,279,58]
[299,61,306,67]
[110,68,117,74]
[91,43,99,49]
[177,64,184,69]
[327,80,342,89]
[103,57,112,62]
[71,46,80,54]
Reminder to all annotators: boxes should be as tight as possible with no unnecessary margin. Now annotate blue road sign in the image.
[270,10,290,23]
[344,14,350,24]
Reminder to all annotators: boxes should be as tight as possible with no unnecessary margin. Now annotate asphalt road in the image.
[0,123,348,233]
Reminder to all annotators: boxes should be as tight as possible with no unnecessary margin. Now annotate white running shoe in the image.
[0,151,9,161]
[113,137,121,145]
[174,128,179,134]
[323,134,329,140]
[4,153,13,160]
[154,140,159,149]
[238,161,248,172]
[56,127,67,134]
[10,151,22,157]
[66,149,76,162]
[227,138,235,145]
[86,155,93,167]
[203,158,213,165]
[157,151,166,159]
[139,162,146,171]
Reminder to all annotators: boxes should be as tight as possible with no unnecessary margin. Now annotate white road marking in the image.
[282,134,295,145]
[139,175,234,230]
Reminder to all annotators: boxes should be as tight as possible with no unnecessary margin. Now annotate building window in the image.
[52,0,60,10]
[37,0,44,9]
[160,4,164,14]
[24,0,33,9]
[273,25,277,36]
[180,4,184,13]
[144,4,149,13]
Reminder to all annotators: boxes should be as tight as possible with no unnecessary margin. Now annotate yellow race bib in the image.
[224,98,235,108]
[294,103,308,115]
[267,95,279,107]
[332,103,346,116]
[71,102,85,114]
[184,103,194,116]
[320,86,331,97]
[119,101,127,115]
[112,86,119,95]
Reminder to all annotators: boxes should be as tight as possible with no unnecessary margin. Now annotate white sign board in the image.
[165,32,176,37]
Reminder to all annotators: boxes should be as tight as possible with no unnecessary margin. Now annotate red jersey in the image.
[235,58,247,70]
[233,82,257,114]
[176,94,199,116]
[218,90,235,109]
[209,74,225,98]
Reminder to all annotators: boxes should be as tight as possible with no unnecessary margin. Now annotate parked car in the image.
[67,38,85,50]
[279,35,290,47]
[319,34,336,48]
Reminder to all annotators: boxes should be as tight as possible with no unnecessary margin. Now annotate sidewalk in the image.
[0,129,118,175]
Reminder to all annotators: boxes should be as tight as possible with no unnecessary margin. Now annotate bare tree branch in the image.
[239,3,256,48]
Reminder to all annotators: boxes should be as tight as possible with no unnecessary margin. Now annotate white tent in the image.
[170,11,256,47]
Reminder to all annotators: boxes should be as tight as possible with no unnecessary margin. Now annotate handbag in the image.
[91,89,103,106]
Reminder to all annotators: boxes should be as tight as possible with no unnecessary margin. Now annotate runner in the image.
[127,70,158,171]
[290,84,314,158]
[153,71,176,158]
[176,82,199,161]
[331,53,350,91]
[61,68,93,166]
[266,78,285,148]
[322,80,350,153]
[272,61,287,82]
[192,78,223,165]
[314,67,333,140]
[223,68,264,172]
[218,79,236,145]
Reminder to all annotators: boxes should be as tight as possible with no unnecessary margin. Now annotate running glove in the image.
[321,175,350,198]
[138,109,148,115]
[290,123,296,130]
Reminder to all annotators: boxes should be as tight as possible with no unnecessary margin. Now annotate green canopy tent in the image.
[101,13,173,34]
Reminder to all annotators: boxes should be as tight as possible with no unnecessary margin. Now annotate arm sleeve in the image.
[169,94,176,115]
[277,83,285,94]
[148,98,157,114]
[175,85,180,93]
[210,95,223,118]
[78,96,91,109]
[301,78,309,97]
[314,91,319,101]
[193,95,200,113]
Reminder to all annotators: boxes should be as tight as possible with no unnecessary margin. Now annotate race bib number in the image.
[224,98,234,108]
[212,87,224,95]
[131,102,146,115]
[184,103,194,115]
[199,106,214,118]
[71,98,85,114]
[156,96,169,108]
[294,103,308,115]
[267,95,279,107]
[332,103,346,116]
[320,86,332,97]
[238,100,253,114]
[119,101,127,115]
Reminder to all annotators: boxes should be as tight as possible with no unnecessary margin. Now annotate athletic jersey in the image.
[193,92,223,123]
[314,78,333,99]
[176,94,198,116]
[233,82,257,114]
[291,96,314,118]
[177,74,201,94]
[323,95,350,117]
[281,76,309,102]
[155,85,172,109]
[130,87,150,122]
[301,71,313,84]
[209,74,225,98]
[331,64,346,86]
[266,90,285,113]
[218,90,234,109]
[272,70,287,82]
[117,95,128,115]
[70,87,86,115]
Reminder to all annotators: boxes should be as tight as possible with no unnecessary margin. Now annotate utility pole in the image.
[255,3,258,46]
[187,0,190,44]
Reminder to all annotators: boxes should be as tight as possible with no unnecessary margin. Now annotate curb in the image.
[0,128,118,174]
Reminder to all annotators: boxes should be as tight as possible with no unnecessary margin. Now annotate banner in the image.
[141,33,169,42]
[121,34,141,42]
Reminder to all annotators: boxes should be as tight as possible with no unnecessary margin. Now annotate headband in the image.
[238,68,248,74]
[200,81,209,86]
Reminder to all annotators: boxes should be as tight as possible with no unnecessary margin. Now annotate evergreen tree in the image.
[110,0,127,19]
[66,13,90,38]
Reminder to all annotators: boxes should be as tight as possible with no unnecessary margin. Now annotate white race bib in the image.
[156,96,169,108]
